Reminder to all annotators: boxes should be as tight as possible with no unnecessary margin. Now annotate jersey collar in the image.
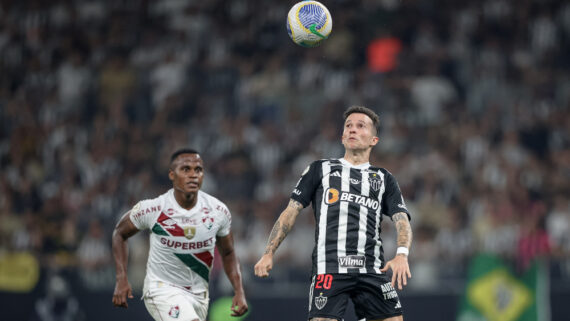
[339,158,371,169]
[168,188,201,213]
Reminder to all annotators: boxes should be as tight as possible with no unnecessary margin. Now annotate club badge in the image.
[168,305,180,318]
[202,216,214,230]
[315,292,328,310]
[369,174,383,191]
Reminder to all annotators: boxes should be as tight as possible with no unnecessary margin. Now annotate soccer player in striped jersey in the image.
[255,106,413,321]
[112,149,248,321]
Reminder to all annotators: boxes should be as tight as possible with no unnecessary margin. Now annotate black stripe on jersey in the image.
[324,160,342,274]
[345,168,363,255]
[365,194,382,273]
[325,205,340,274]
[365,168,383,272]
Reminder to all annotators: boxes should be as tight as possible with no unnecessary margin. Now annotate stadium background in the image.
[0,0,568,320]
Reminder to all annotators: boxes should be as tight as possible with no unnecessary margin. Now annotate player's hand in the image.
[254,254,273,278]
[380,254,412,290]
[112,278,134,308]
[231,292,248,317]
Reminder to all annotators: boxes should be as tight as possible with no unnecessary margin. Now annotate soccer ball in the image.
[286,1,332,47]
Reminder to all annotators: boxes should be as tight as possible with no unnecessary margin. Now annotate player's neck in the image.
[173,190,198,210]
[343,150,370,166]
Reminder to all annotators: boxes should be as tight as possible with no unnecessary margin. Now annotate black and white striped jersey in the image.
[291,158,411,275]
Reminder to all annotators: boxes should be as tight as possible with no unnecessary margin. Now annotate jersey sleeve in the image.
[381,171,411,221]
[129,199,161,230]
[290,161,321,208]
[216,203,231,237]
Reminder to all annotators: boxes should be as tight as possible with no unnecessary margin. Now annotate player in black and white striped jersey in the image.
[255,106,413,321]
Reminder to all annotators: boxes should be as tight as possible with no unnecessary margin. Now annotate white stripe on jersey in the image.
[374,170,386,273]
[357,169,370,273]
[317,162,331,274]
[337,164,351,274]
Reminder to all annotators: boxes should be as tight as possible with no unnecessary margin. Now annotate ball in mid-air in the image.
[286,1,332,48]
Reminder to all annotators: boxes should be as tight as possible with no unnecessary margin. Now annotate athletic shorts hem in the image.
[308,313,342,321]
[364,311,403,320]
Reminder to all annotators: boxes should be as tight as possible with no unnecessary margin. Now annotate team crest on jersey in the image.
[166,208,175,216]
[314,292,328,310]
[369,174,383,191]
[168,305,180,318]
[183,226,196,240]
[202,216,214,230]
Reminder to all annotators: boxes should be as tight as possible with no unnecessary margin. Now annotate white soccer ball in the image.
[286,1,332,47]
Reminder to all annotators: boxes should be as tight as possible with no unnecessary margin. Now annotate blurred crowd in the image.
[0,0,569,296]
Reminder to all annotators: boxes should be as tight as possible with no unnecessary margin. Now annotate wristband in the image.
[396,247,409,256]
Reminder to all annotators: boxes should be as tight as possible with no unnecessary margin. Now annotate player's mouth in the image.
[186,182,199,188]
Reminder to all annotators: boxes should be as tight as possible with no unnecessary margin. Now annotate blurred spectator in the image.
[76,220,113,290]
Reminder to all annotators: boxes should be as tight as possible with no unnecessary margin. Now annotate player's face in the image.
[169,153,204,194]
[341,113,379,151]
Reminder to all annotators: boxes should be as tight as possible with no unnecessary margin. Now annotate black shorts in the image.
[307,273,403,321]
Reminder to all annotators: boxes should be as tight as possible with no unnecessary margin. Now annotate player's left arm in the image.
[380,212,413,290]
[216,232,248,317]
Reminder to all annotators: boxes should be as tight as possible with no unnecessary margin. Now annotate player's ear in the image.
[168,168,174,181]
[370,135,379,146]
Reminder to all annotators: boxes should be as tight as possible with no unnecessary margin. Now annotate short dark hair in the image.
[170,148,200,165]
[343,106,380,135]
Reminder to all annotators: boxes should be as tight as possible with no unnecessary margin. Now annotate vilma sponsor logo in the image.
[338,255,365,268]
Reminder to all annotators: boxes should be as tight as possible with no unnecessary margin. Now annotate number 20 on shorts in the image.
[315,274,333,289]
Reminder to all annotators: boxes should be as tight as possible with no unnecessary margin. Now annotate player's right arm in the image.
[254,199,304,278]
[111,211,140,308]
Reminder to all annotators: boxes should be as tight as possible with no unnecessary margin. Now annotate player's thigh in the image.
[351,274,403,320]
[144,287,207,321]
[308,274,354,321]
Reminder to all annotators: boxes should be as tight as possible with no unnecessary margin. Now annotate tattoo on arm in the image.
[287,199,304,211]
[393,212,412,249]
[263,199,302,255]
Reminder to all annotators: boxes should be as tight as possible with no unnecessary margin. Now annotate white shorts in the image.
[143,282,209,321]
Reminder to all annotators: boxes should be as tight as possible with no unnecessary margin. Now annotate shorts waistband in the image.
[156,281,208,299]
